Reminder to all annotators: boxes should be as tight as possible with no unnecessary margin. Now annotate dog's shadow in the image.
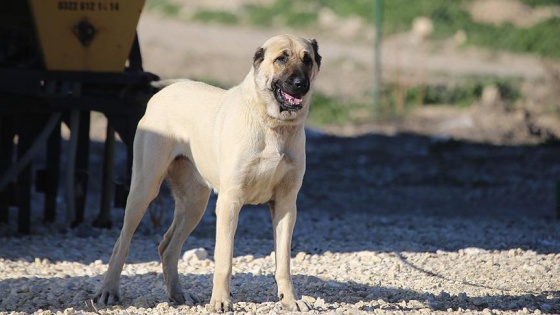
[0,272,557,314]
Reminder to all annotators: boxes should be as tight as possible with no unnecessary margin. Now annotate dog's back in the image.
[136,80,227,189]
[147,80,225,119]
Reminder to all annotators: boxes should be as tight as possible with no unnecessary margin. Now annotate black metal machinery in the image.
[0,1,159,234]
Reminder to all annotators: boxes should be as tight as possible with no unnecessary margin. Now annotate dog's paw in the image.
[282,299,312,312]
[169,291,199,306]
[206,298,233,313]
[92,288,121,306]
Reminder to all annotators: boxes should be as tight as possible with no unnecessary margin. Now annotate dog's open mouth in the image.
[274,86,303,112]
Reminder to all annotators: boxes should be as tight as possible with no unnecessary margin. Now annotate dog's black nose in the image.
[291,76,309,92]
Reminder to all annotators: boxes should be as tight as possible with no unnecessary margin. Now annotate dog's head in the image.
[252,35,322,123]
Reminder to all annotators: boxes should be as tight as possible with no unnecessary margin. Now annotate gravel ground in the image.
[1,131,560,315]
[1,209,559,315]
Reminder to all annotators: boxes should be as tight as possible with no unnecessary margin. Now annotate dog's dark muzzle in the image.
[274,75,310,112]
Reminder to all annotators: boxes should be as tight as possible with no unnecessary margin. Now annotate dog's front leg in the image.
[207,194,241,313]
[270,197,311,312]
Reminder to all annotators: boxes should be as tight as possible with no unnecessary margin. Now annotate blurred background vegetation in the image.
[183,0,560,59]
[145,0,560,140]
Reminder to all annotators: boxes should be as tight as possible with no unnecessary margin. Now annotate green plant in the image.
[378,76,522,117]
[315,0,372,20]
[382,0,560,59]
[520,0,560,6]
[382,0,466,35]
[308,93,373,126]
[193,10,239,25]
[245,0,318,27]
[146,0,181,17]
[308,93,350,126]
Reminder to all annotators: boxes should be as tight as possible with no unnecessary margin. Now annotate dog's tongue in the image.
[282,90,302,105]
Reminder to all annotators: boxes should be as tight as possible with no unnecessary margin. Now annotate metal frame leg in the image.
[44,119,61,222]
[94,123,115,228]
[0,118,14,223]
[73,110,90,227]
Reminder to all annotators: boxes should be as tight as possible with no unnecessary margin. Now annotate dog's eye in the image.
[303,54,312,66]
[275,55,288,64]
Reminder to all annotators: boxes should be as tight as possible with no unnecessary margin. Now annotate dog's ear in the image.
[253,47,265,69]
[310,39,322,70]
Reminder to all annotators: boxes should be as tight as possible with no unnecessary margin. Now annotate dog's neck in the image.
[240,70,260,102]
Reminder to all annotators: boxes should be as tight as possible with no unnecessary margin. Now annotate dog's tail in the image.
[150,78,193,89]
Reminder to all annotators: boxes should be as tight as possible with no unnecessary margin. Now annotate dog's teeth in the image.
[282,91,302,105]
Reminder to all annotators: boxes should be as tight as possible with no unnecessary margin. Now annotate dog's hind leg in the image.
[159,158,210,305]
[94,130,173,306]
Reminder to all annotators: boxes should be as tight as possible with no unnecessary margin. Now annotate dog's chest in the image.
[242,147,291,204]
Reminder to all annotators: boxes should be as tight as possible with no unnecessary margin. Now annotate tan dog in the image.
[93,34,321,312]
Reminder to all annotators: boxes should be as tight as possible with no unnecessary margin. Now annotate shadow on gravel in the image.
[301,132,560,220]
[3,130,560,228]
[1,203,558,266]
[0,273,558,314]
[1,131,560,257]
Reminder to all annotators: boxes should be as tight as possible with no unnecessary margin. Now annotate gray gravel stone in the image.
[182,247,209,262]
